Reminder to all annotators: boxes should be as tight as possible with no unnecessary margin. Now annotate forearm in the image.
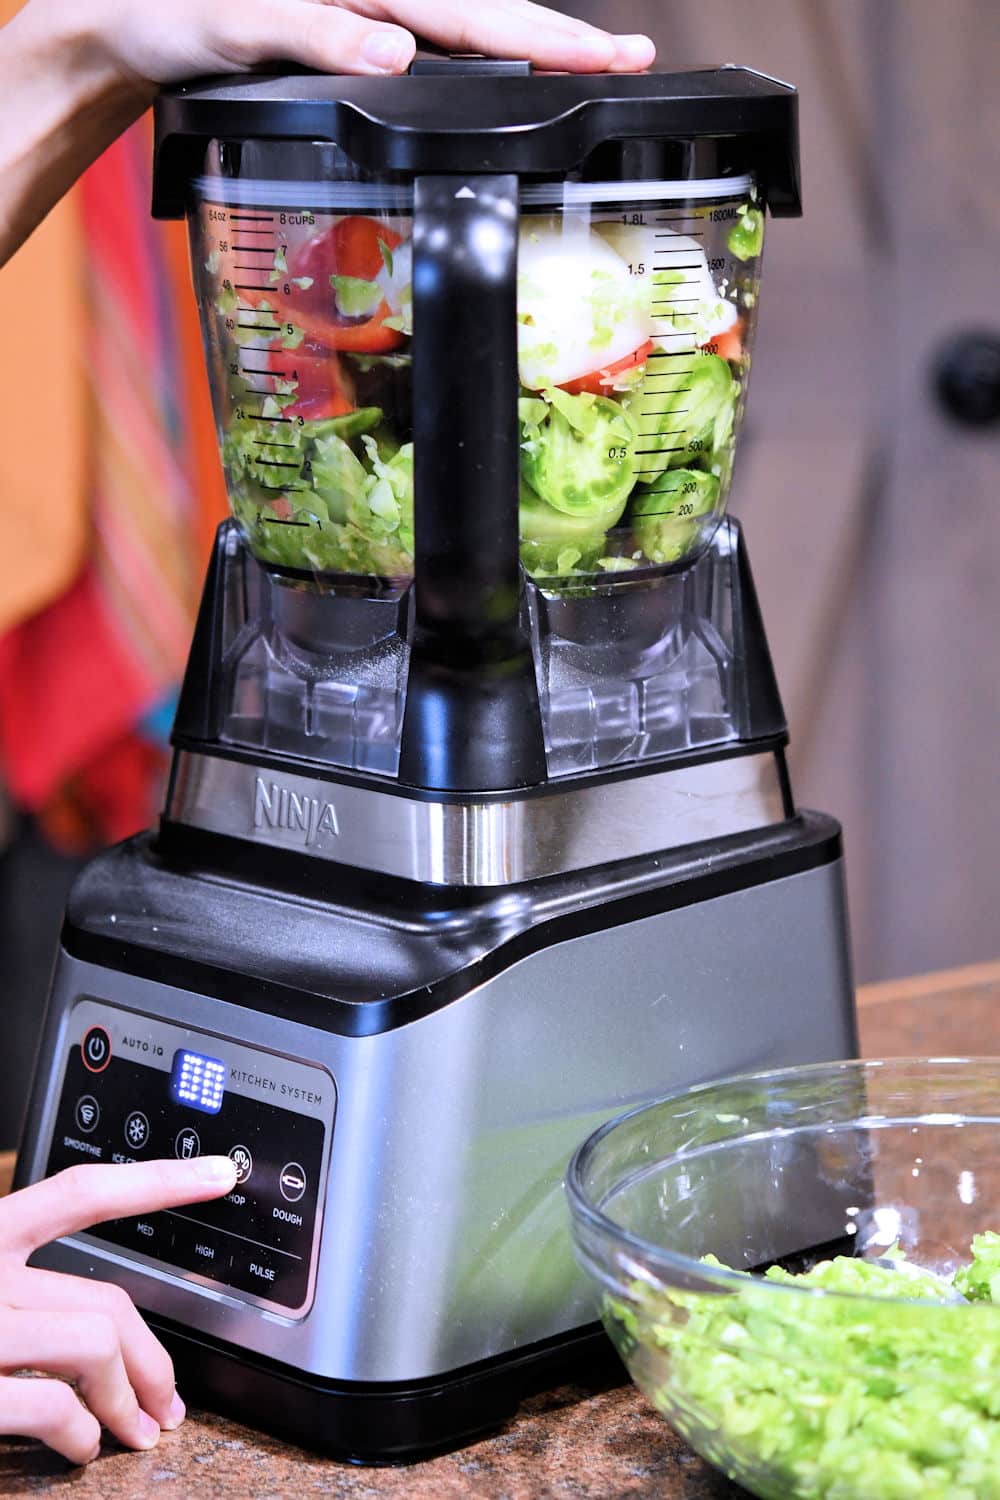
[0,5,153,267]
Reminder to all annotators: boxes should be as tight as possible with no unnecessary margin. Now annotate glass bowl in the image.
[566,1058,1000,1500]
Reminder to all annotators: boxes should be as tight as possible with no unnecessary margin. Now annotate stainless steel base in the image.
[166,746,789,884]
[19,846,854,1386]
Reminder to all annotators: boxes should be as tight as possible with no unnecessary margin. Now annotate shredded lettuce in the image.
[608,1238,1000,1500]
[210,206,754,581]
[223,413,413,577]
[330,274,382,318]
[631,469,720,565]
[729,206,765,263]
[954,1233,1000,1304]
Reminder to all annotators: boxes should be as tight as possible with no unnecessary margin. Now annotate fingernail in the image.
[137,1410,161,1449]
[163,1391,186,1430]
[361,29,412,73]
[193,1155,238,1185]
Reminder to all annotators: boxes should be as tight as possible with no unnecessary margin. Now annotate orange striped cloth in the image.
[0,117,227,850]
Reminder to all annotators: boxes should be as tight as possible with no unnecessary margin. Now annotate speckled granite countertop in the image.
[3,960,999,1498]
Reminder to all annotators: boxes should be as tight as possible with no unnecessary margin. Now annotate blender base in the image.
[148,1313,624,1463]
[16,808,856,1457]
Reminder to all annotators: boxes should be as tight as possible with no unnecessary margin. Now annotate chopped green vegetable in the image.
[360,435,414,555]
[210,203,758,583]
[518,477,628,577]
[214,281,237,317]
[308,429,369,523]
[954,1233,1000,1303]
[330,274,383,318]
[630,469,720,565]
[609,1238,1000,1500]
[728,206,765,262]
[627,353,735,481]
[233,495,415,577]
[315,407,383,443]
[518,396,550,429]
[519,387,636,517]
[222,414,414,577]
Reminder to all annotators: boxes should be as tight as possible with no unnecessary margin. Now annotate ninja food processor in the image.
[15,62,857,1460]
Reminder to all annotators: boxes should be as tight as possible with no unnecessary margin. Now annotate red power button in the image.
[81,1026,112,1073]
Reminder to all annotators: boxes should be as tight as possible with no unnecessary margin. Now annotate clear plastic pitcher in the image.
[189,145,765,588]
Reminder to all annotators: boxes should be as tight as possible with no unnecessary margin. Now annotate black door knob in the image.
[933,331,1000,427]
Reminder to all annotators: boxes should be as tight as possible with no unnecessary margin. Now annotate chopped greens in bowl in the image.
[567,1058,1000,1500]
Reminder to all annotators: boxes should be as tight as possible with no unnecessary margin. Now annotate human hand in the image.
[0,0,655,267]
[18,0,655,95]
[0,1156,238,1464]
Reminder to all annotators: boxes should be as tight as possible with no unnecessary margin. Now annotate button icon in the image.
[82,1026,111,1073]
[75,1095,100,1133]
[228,1144,253,1185]
[279,1162,307,1203]
[124,1111,150,1151]
[174,1127,201,1160]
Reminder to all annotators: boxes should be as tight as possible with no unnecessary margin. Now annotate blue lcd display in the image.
[169,1049,226,1114]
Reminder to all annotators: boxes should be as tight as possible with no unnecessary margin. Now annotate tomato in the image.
[558,340,655,396]
[699,319,744,363]
[279,216,404,285]
[259,339,355,421]
[281,217,407,354]
[306,318,406,354]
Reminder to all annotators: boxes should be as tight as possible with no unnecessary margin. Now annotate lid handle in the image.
[397,174,547,792]
[409,53,532,76]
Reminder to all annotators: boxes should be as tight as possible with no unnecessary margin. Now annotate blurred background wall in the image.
[0,0,998,1144]
[560,0,1000,987]
[0,51,227,1144]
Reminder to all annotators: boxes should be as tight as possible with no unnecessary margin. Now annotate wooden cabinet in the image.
[563,0,1000,981]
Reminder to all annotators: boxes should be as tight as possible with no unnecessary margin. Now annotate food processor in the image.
[15,62,857,1461]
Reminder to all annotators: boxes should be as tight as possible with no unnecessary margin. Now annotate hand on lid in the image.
[0,0,654,267]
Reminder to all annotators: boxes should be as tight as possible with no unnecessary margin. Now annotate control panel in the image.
[43,1001,334,1316]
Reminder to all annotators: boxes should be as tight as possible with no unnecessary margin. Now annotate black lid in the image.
[152,62,801,219]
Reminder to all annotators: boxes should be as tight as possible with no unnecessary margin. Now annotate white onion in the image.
[517,217,648,389]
